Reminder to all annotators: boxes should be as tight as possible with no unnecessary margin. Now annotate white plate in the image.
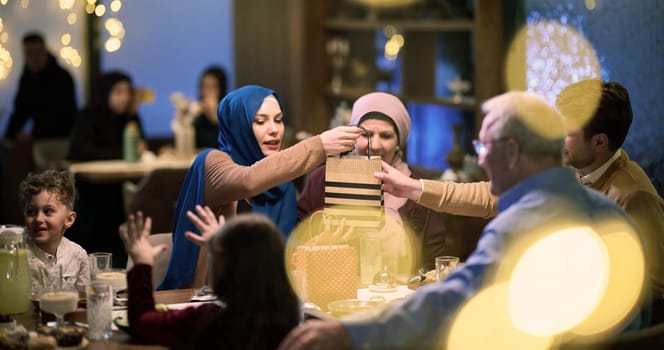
[368,284,397,293]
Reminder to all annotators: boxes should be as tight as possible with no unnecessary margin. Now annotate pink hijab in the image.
[349,92,412,214]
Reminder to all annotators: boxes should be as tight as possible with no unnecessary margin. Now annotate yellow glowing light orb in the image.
[20,0,29,9]
[95,4,106,17]
[0,18,3,32]
[59,46,74,59]
[71,54,81,68]
[67,13,77,25]
[385,39,401,57]
[87,0,96,4]
[585,0,596,10]
[507,227,608,336]
[392,34,404,48]
[570,226,645,337]
[59,0,75,10]
[105,18,124,37]
[447,283,552,350]
[61,34,71,46]
[110,0,122,12]
[0,33,7,44]
[284,207,416,315]
[0,0,7,6]
[504,20,601,107]
[105,37,121,52]
[85,3,95,14]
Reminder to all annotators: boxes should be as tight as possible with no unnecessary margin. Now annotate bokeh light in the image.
[20,0,29,9]
[95,4,106,17]
[0,45,13,80]
[59,0,75,10]
[0,0,7,6]
[105,37,121,52]
[85,3,95,14]
[585,0,597,10]
[504,20,601,106]
[111,0,122,12]
[67,13,77,25]
[0,32,7,44]
[447,283,553,350]
[105,18,125,37]
[507,227,608,336]
[61,33,71,46]
[285,207,416,317]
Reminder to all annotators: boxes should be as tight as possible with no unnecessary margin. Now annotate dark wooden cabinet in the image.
[234,0,504,136]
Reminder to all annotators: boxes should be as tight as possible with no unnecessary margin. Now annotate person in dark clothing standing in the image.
[67,71,146,161]
[193,66,227,149]
[4,32,77,141]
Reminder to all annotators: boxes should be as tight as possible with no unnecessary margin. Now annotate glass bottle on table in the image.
[0,225,32,321]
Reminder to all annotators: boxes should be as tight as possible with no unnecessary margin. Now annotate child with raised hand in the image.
[119,207,300,349]
[19,170,89,292]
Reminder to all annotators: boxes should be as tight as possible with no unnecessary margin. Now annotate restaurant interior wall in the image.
[101,0,234,138]
[523,0,664,195]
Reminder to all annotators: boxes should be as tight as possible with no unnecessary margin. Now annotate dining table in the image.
[14,288,199,350]
[67,154,195,183]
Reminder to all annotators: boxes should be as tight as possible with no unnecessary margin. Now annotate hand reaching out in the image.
[119,211,169,266]
[319,125,363,155]
[374,160,423,201]
[184,205,225,247]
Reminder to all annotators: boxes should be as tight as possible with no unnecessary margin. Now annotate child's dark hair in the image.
[196,213,300,349]
[19,170,76,209]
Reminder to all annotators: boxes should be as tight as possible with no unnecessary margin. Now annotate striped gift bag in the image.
[324,154,384,230]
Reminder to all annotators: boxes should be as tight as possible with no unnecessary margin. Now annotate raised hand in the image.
[184,205,225,247]
[119,211,168,266]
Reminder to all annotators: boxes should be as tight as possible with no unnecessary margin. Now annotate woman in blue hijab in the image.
[159,85,361,290]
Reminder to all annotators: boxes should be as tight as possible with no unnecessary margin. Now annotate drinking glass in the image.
[39,287,79,327]
[360,237,381,286]
[95,268,127,305]
[86,282,113,340]
[435,256,460,281]
[89,252,113,280]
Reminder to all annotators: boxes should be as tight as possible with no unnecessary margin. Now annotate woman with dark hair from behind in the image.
[194,66,227,148]
[119,207,300,350]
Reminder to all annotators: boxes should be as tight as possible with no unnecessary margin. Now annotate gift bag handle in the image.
[340,125,371,159]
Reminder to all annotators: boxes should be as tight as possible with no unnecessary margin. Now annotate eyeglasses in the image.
[472,137,509,156]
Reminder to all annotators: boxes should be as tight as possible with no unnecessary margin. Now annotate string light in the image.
[110,0,121,12]
[67,13,77,25]
[105,37,121,52]
[0,0,7,6]
[61,33,71,46]
[59,0,75,10]
[95,4,106,17]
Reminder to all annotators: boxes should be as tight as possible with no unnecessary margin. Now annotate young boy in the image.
[19,170,90,293]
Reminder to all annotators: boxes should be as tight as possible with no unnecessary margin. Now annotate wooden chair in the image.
[126,232,173,289]
[123,168,187,234]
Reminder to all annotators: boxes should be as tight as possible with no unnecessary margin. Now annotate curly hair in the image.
[19,170,76,209]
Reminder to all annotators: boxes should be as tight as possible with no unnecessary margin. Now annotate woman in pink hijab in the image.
[297,92,446,272]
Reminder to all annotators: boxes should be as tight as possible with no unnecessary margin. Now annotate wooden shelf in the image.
[324,18,475,32]
[325,86,476,111]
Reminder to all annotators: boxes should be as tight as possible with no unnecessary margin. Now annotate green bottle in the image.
[123,121,139,163]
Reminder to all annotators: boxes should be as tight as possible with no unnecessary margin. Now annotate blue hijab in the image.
[216,85,297,237]
[157,86,296,290]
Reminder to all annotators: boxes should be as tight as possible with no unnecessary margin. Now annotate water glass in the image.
[435,256,460,281]
[360,237,381,286]
[89,252,113,280]
[86,282,113,341]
